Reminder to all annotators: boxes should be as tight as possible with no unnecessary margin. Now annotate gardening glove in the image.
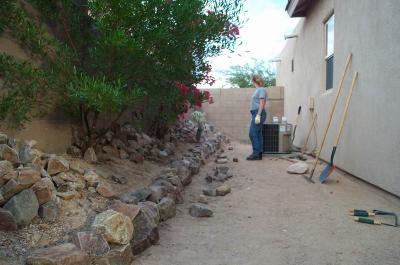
[255,114,261,124]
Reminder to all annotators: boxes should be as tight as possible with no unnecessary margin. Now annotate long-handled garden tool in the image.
[319,72,358,183]
[350,209,398,227]
[303,53,352,183]
[291,105,302,146]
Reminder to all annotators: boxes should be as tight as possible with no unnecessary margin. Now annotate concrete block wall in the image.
[201,87,284,143]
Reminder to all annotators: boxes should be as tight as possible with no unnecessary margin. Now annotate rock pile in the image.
[1,120,227,264]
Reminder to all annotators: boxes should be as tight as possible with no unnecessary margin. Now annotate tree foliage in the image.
[225,59,276,88]
[0,0,243,147]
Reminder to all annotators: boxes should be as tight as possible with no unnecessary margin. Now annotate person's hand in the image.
[255,114,261,124]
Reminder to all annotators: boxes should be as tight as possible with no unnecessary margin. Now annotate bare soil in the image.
[136,142,400,265]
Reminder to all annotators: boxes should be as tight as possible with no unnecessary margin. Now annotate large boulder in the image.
[0,144,19,164]
[26,243,89,265]
[131,202,160,255]
[92,209,134,245]
[47,156,69,175]
[3,188,39,226]
[0,208,17,231]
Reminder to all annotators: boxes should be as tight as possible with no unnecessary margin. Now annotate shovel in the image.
[305,53,352,183]
[319,72,358,183]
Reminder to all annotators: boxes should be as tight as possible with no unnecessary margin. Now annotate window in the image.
[325,14,334,90]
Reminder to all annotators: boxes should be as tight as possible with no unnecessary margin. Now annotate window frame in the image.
[324,13,335,90]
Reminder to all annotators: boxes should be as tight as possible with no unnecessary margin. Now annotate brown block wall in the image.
[201,87,284,143]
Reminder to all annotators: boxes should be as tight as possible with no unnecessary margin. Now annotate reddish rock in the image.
[96,183,115,198]
[16,168,41,189]
[26,243,89,265]
[94,244,133,265]
[73,231,110,256]
[32,178,54,205]
[109,200,140,221]
[0,208,17,231]
[0,179,23,204]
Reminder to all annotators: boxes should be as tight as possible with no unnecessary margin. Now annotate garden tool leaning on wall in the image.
[350,209,398,227]
[304,53,352,183]
[319,72,359,183]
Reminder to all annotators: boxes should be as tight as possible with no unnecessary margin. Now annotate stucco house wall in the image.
[277,0,400,196]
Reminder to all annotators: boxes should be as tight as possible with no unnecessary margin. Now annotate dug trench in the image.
[0,120,229,265]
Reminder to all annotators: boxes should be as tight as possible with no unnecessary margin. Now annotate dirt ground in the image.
[136,142,400,265]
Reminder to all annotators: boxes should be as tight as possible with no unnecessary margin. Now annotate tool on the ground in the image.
[291,106,302,145]
[320,72,359,183]
[351,209,398,227]
[303,53,352,183]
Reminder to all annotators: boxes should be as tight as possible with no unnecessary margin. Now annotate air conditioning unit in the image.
[262,123,292,154]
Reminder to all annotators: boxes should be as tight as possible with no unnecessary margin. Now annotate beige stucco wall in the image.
[201,87,284,143]
[277,0,400,196]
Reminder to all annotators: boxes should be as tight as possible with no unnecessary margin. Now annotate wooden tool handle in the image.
[301,113,317,155]
[334,72,359,146]
[309,53,352,177]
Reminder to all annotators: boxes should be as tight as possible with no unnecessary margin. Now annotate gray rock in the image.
[19,143,32,164]
[131,203,160,255]
[203,187,217,196]
[216,158,228,164]
[119,187,152,203]
[84,147,98,163]
[287,162,309,174]
[4,188,39,226]
[157,197,176,221]
[189,203,213,217]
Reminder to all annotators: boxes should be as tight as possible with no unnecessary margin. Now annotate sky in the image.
[200,0,299,88]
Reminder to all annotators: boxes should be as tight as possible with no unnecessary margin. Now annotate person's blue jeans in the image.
[249,109,266,155]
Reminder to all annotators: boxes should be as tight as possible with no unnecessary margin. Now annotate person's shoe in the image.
[246,153,262,160]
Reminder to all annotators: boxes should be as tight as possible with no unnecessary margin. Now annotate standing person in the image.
[247,75,267,160]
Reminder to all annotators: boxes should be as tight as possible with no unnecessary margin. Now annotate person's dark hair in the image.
[252,75,265,87]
